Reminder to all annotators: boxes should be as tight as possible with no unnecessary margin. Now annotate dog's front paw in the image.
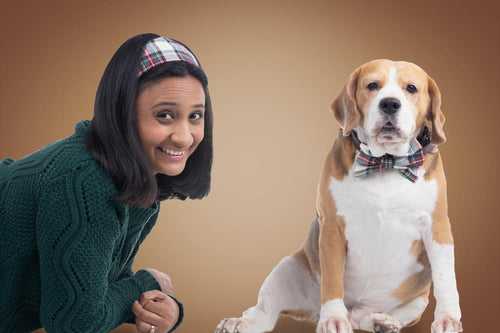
[215,316,267,333]
[372,313,402,333]
[316,316,353,333]
[431,315,463,333]
[215,318,247,333]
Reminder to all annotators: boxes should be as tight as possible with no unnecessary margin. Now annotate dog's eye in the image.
[406,84,418,94]
[367,82,379,91]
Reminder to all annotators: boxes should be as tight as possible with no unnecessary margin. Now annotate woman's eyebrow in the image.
[152,102,204,109]
[152,101,177,108]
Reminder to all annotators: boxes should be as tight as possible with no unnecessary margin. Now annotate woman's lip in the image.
[158,146,187,154]
[157,147,186,161]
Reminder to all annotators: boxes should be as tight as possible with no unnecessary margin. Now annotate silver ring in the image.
[149,325,156,333]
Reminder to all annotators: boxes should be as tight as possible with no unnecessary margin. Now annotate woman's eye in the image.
[190,112,204,121]
[157,112,174,120]
[367,82,379,91]
[406,84,418,94]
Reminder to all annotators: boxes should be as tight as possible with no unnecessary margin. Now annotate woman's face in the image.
[136,75,205,176]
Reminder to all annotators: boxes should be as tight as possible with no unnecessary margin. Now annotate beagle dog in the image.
[215,59,463,333]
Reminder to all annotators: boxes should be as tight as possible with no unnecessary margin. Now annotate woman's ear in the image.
[331,67,362,136]
[427,76,446,145]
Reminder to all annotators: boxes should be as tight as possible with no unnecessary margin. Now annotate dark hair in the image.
[86,33,213,207]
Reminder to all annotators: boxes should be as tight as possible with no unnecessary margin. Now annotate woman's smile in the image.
[157,146,186,161]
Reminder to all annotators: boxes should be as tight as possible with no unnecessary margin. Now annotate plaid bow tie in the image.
[353,138,425,182]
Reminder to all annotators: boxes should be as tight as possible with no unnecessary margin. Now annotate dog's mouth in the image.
[376,121,403,143]
[380,121,398,132]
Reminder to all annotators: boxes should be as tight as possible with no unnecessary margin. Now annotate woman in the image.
[0,33,213,333]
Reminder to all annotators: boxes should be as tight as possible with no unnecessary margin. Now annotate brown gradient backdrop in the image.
[1,0,499,332]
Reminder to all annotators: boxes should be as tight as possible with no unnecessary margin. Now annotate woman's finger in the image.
[136,318,154,333]
[132,300,164,326]
[140,290,169,305]
[143,297,179,321]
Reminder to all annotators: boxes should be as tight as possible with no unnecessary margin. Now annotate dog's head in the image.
[332,59,445,156]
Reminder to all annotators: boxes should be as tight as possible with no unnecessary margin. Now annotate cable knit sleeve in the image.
[119,213,159,280]
[36,164,160,332]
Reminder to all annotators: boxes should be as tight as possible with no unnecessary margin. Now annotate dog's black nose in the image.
[379,97,401,115]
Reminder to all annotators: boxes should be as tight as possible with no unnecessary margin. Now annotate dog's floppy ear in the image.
[427,76,446,144]
[331,67,362,136]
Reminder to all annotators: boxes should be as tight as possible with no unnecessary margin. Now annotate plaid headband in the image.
[138,36,200,77]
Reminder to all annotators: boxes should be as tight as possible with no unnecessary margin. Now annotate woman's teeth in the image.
[159,147,184,156]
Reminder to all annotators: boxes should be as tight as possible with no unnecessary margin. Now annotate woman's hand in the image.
[133,290,180,333]
[143,267,174,293]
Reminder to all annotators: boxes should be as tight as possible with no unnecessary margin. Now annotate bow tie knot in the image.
[353,140,425,182]
[365,154,396,170]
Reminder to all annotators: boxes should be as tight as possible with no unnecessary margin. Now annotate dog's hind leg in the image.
[215,251,320,333]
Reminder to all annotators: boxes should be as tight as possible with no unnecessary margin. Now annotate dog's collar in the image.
[350,127,437,154]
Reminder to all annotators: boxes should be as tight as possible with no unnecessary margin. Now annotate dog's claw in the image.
[431,316,463,333]
[372,314,401,333]
[215,318,245,333]
[374,323,400,333]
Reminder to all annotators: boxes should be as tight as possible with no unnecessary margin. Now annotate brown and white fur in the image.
[215,60,462,333]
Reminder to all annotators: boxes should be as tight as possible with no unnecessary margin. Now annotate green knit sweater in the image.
[0,121,167,332]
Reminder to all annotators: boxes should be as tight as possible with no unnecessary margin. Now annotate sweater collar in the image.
[75,120,92,136]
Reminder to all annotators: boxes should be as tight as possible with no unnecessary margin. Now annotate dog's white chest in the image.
[330,168,437,310]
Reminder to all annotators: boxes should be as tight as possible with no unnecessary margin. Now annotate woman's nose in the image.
[170,122,193,147]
